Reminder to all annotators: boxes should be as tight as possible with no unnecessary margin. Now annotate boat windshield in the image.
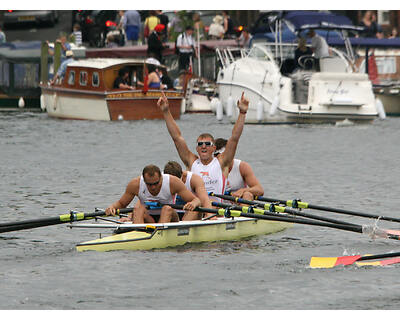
[248,43,296,63]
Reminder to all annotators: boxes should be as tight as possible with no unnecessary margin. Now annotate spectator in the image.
[176,25,197,71]
[106,32,119,48]
[117,10,127,45]
[237,27,252,48]
[222,10,235,39]
[360,11,382,38]
[70,23,82,46]
[144,11,160,43]
[50,50,74,85]
[47,33,71,60]
[160,68,174,90]
[113,67,134,90]
[147,24,168,64]
[124,10,141,45]
[157,10,169,42]
[169,11,184,41]
[193,13,205,40]
[208,15,225,40]
[173,70,186,89]
[0,26,6,44]
[388,27,398,39]
[147,63,166,90]
[307,29,329,71]
[294,37,313,69]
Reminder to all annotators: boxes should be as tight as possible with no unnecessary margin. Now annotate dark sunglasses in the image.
[197,141,214,147]
[145,180,160,186]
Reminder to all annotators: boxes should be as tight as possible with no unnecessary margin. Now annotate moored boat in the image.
[40,58,183,121]
[75,217,290,252]
[215,11,382,124]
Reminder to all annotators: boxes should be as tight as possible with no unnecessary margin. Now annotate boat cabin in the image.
[53,58,167,92]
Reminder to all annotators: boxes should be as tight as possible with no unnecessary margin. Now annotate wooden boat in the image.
[74,217,290,252]
[39,58,183,121]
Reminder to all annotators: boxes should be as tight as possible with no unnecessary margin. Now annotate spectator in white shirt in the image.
[176,26,197,71]
[307,29,329,71]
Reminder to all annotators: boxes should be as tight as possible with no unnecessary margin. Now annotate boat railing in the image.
[216,47,250,69]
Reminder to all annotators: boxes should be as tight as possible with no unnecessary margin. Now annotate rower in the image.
[214,138,264,201]
[105,164,200,223]
[157,91,249,203]
[163,160,214,220]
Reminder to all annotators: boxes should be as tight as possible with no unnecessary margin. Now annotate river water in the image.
[1,112,400,310]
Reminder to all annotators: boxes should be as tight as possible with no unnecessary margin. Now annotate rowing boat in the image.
[74,217,291,252]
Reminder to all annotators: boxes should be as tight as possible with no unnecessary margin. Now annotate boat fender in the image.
[40,94,46,111]
[18,97,25,108]
[181,98,186,114]
[216,99,223,121]
[256,101,263,121]
[226,96,234,117]
[375,98,386,120]
[269,96,280,116]
[210,97,219,114]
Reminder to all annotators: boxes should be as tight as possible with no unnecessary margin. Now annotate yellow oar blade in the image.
[310,257,338,268]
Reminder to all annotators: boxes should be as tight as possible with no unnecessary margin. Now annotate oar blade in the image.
[356,257,400,267]
[309,255,361,268]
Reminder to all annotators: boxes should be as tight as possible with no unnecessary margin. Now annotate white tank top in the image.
[138,174,175,205]
[183,171,194,193]
[190,157,226,200]
[226,159,246,192]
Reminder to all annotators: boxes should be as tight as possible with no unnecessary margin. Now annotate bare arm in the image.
[190,173,212,208]
[170,176,201,211]
[105,177,139,215]
[157,92,197,169]
[220,92,249,173]
[231,161,264,198]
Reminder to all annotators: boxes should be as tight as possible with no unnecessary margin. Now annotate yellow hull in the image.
[76,217,290,252]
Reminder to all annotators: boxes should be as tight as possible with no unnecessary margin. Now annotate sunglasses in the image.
[145,180,160,187]
[197,141,214,147]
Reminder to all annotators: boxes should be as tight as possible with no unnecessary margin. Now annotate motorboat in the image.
[214,11,384,124]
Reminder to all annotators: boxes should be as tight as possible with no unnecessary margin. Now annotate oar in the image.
[310,251,400,268]
[254,195,400,224]
[0,208,134,233]
[160,203,400,241]
[211,193,358,227]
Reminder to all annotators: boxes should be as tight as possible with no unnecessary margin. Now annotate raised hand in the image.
[237,92,249,113]
[157,91,169,112]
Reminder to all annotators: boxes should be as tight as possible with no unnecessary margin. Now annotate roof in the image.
[283,11,363,32]
[67,58,160,69]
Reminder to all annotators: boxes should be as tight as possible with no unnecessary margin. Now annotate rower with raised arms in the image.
[157,91,249,201]
[105,164,200,223]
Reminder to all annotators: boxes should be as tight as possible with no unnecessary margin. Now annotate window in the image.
[79,71,88,86]
[377,10,390,25]
[92,72,99,87]
[68,70,75,85]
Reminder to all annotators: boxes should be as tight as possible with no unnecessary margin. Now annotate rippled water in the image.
[1,112,400,310]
